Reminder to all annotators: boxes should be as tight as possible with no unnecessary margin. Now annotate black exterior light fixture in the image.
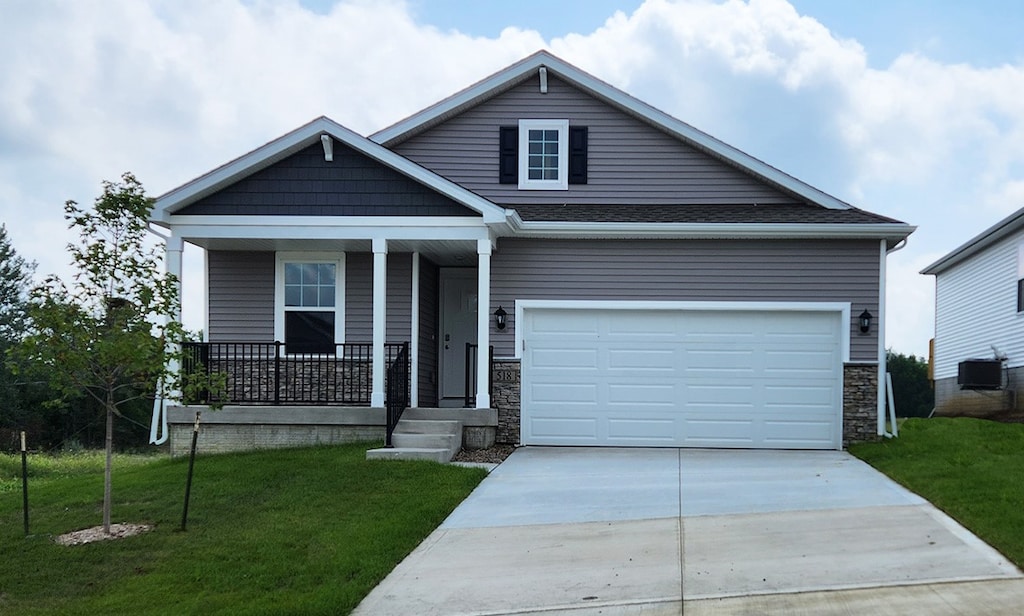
[494,306,507,330]
[859,309,873,333]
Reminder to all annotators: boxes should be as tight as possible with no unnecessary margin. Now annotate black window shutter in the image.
[499,126,518,184]
[568,126,588,184]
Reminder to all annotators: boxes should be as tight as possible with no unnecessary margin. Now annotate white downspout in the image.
[878,238,908,437]
[149,229,182,445]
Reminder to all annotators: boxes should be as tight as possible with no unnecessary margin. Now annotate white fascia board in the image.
[514,299,851,362]
[151,116,506,224]
[170,217,493,242]
[371,51,853,211]
[508,220,916,242]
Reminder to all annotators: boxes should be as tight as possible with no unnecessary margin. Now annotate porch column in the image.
[410,252,420,408]
[371,238,387,408]
[476,239,492,409]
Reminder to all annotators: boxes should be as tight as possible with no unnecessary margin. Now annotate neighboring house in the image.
[149,51,914,455]
[922,206,1024,417]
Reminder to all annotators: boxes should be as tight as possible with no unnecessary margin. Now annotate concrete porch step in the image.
[393,419,462,434]
[391,432,460,450]
[365,447,452,463]
[366,416,464,463]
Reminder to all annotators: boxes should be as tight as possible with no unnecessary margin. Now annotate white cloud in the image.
[5,0,1024,357]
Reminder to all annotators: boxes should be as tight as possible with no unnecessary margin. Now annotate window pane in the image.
[301,263,318,284]
[302,286,318,306]
[528,168,543,180]
[543,129,558,141]
[285,285,301,307]
[318,263,335,284]
[285,311,335,354]
[285,263,301,285]
[319,285,335,307]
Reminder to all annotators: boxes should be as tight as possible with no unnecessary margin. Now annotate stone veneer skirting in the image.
[843,363,880,446]
[490,360,880,448]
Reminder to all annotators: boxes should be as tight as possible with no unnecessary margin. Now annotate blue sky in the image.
[4,0,1024,357]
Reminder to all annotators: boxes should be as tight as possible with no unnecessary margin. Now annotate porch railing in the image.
[385,342,410,447]
[464,343,494,408]
[181,341,408,406]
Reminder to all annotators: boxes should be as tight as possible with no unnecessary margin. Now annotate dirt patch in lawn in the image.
[55,523,153,546]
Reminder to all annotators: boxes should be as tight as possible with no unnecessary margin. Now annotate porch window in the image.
[275,254,345,354]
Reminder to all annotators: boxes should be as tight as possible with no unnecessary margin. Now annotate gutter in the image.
[878,237,909,438]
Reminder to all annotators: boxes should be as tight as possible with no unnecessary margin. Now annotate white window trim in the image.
[274,252,346,354]
[518,119,569,190]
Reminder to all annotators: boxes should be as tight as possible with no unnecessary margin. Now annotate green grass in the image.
[0,443,486,615]
[850,417,1024,567]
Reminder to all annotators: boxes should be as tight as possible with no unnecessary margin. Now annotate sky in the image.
[3,0,1024,359]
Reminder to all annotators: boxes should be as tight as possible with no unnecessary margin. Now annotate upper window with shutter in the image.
[500,120,587,189]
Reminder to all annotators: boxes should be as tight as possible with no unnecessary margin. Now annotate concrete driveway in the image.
[353,447,1024,615]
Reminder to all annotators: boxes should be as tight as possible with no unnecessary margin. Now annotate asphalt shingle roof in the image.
[508,203,904,225]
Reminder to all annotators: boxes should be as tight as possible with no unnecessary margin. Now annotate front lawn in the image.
[0,443,486,615]
[850,417,1024,567]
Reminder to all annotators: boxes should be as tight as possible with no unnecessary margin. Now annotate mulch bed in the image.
[451,444,516,464]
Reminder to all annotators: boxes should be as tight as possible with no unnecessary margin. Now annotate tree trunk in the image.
[103,394,113,535]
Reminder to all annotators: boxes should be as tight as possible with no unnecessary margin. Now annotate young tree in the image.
[0,224,38,447]
[16,173,183,534]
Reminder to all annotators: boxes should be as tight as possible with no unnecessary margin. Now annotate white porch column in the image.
[476,239,492,409]
[410,252,420,408]
[371,238,388,408]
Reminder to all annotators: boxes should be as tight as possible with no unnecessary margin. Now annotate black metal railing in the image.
[464,343,494,408]
[181,341,408,406]
[385,342,410,448]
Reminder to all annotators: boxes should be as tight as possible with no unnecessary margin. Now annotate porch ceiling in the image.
[186,237,479,265]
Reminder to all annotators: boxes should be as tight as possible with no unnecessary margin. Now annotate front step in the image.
[366,447,452,463]
[366,417,463,463]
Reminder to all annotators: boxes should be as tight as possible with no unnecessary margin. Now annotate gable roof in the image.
[372,51,853,212]
[150,116,509,225]
[921,206,1024,275]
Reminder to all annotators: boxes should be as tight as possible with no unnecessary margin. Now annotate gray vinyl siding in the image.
[392,74,799,206]
[344,253,414,344]
[418,257,440,407]
[490,238,880,361]
[207,251,275,341]
[176,143,478,217]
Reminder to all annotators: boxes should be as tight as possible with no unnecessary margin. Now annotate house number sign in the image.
[494,369,517,382]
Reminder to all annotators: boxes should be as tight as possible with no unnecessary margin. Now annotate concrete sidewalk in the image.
[352,448,1023,615]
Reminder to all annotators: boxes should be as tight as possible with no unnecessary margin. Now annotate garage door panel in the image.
[761,420,835,447]
[529,382,598,404]
[608,383,677,405]
[607,418,677,441]
[607,348,676,370]
[606,312,681,337]
[530,417,598,441]
[522,308,843,449]
[529,348,599,370]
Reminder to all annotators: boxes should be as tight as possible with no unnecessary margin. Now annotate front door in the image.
[439,268,478,404]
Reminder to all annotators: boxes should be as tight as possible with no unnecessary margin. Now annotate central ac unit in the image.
[958,359,1003,390]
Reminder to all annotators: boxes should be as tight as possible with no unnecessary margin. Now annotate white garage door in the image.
[521,307,843,449]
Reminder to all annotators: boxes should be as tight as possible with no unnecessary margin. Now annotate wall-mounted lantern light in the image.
[859,309,873,333]
[494,306,507,330]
